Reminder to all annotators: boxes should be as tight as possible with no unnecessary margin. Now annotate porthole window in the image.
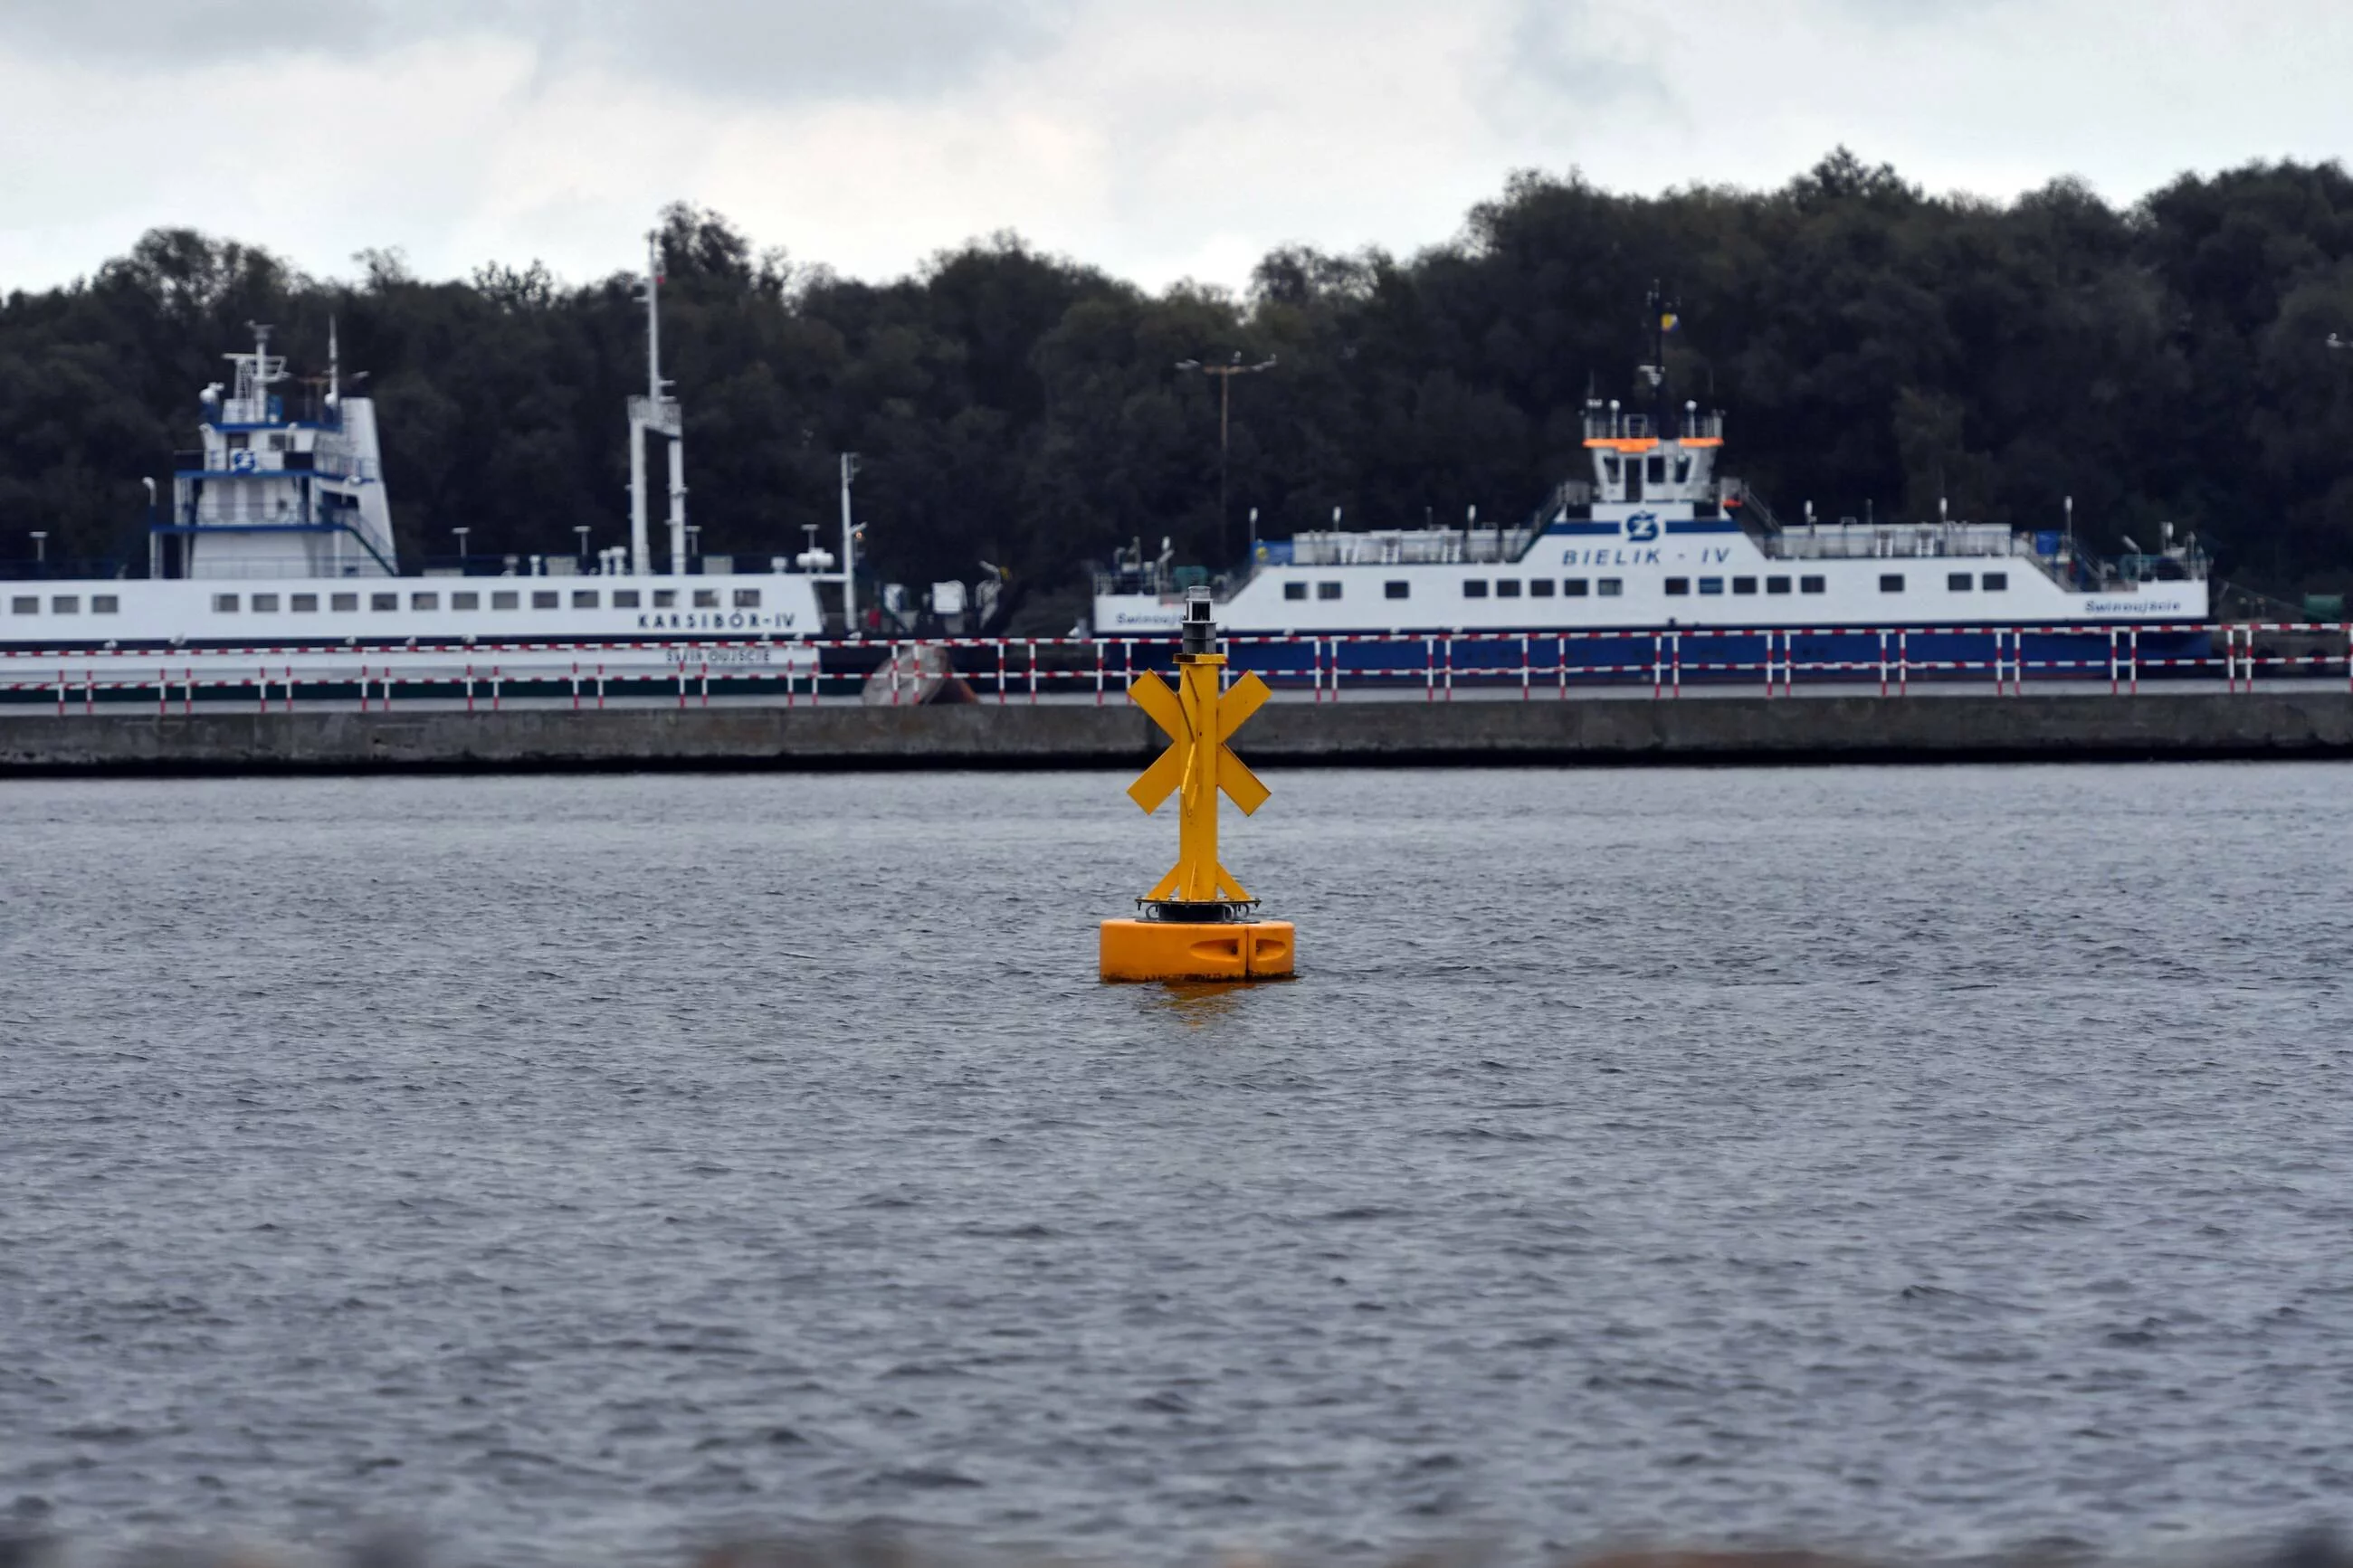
[1385,581,1409,600]
[1663,577,1690,595]
[1316,582,1341,602]
[532,590,559,610]
[572,591,599,609]
[411,592,438,611]
[1462,580,1490,599]
[734,588,761,609]
[371,593,398,611]
[693,589,719,608]
[52,595,80,614]
[1697,577,1724,595]
[10,596,37,614]
[1731,576,1757,595]
[491,591,519,611]
[1597,578,1623,597]
[92,595,119,613]
[1947,572,1972,592]
[452,592,479,611]
[1766,576,1791,595]
[613,590,641,608]
[1983,572,2008,591]
[1495,579,1521,598]
[1529,579,1556,597]
[1800,575,1826,594]
[1564,579,1589,597]
[251,594,279,613]
[331,593,359,612]
[1283,581,1307,601]
[653,590,677,608]
[213,594,238,613]
[1879,574,1905,593]
[291,594,318,612]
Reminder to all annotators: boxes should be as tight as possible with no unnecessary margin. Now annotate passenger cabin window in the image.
[92,595,118,613]
[1462,580,1490,599]
[411,592,438,611]
[1663,577,1690,595]
[572,591,598,609]
[653,590,677,608]
[214,594,238,613]
[1529,578,1556,597]
[9,596,36,614]
[491,591,519,611]
[452,592,479,611]
[1316,582,1341,601]
[1698,577,1724,595]
[1879,574,1905,593]
[1495,579,1521,598]
[1766,575,1791,594]
[1564,579,1589,597]
[1597,578,1623,596]
[1800,575,1826,594]
[733,589,761,609]
[331,593,358,612]
[693,589,719,608]
[1983,572,2008,591]
[1385,581,1409,600]
[613,590,641,608]
[1731,576,1757,595]
[1947,572,1972,591]
[251,594,279,613]
[291,594,318,612]
[532,590,559,609]
[52,595,79,613]
[1283,582,1307,601]
[372,593,397,612]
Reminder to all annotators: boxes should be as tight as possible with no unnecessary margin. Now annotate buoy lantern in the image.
[1100,590,1295,983]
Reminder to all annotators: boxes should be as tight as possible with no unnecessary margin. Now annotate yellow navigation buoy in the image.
[1100,591,1295,983]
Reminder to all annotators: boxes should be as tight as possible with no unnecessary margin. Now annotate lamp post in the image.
[574,525,591,565]
[29,531,45,566]
[452,527,470,568]
[1176,351,1276,563]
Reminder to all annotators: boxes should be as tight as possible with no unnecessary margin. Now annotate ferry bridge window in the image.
[213,594,238,613]
[532,591,559,610]
[612,590,641,609]
[1800,575,1825,594]
[1496,579,1521,598]
[52,596,79,614]
[252,594,279,613]
[733,589,761,609]
[1948,572,1972,591]
[1283,582,1307,601]
[1646,454,1666,484]
[491,591,519,611]
[1385,581,1409,600]
[331,593,358,612]
[1766,576,1791,594]
[1663,577,1690,595]
[1529,579,1555,597]
[1316,582,1341,601]
[411,593,438,612]
[573,591,599,609]
[693,589,719,609]
[1698,577,1724,595]
[1564,579,1589,596]
[1983,572,2009,591]
[92,596,118,614]
[1597,578,1623,596]
[9,596,35,614]
[653,590,677,609]
[1732,576,1758,595]
[372,593,398,612]
[291,594,318,612]
[1675,454,1692,483]
[1878,574,1905,593]
[1462,580,1490,598]
[452,592,479,611]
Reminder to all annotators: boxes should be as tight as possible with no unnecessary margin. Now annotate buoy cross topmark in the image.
[1124,661,1271,904]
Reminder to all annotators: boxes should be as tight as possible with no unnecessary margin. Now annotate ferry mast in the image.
[628,232,687,576]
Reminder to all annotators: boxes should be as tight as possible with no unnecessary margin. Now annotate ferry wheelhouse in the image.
[1092,325,2209,683]
[0,239,843,658]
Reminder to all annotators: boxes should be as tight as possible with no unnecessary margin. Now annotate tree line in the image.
[6,148,2353,613]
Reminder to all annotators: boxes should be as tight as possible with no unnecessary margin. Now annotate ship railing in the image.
[1582,410,1723,442]
[0,622,2335,712]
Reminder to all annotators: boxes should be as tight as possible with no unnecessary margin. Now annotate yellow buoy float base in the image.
[1099,918,1295,984]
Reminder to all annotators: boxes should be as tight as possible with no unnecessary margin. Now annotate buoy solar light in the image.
[1100,589,1294,983]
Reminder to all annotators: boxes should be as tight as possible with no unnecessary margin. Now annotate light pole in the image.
[574,525,591,565]
[1176,351,1276,562]
[452,527,470,567]
[28,531,45,565]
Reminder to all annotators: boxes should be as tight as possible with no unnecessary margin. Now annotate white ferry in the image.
[0,239,843,663]
[1093,313,2209,681]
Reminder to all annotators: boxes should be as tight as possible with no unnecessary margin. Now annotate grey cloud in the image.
[0,0,1075,100]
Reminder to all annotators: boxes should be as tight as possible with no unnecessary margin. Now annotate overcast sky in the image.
[4,0,2350,294]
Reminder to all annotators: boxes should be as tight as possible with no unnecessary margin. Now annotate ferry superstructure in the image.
[1093,312,2208,676]
[1,237,836,656]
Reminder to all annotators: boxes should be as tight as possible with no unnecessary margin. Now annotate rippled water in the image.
[5,765,2352,1565]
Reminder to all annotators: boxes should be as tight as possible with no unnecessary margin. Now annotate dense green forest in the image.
[7,148,2353,609]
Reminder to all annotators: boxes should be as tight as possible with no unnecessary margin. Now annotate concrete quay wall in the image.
[4,691,2353,775]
